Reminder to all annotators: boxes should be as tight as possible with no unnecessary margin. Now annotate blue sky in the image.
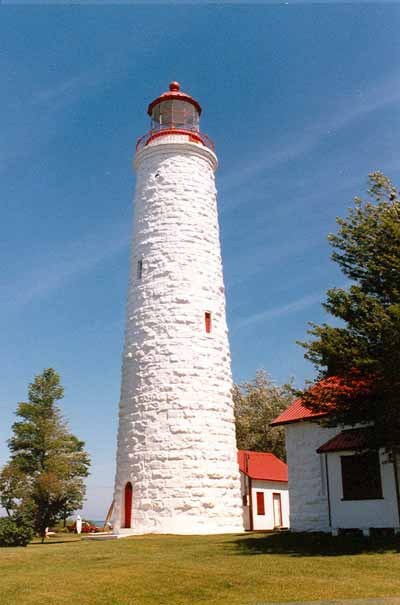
[1,6,399,518]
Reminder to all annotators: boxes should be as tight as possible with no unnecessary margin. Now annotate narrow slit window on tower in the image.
[205,311,212,333]
[137,259,143,280]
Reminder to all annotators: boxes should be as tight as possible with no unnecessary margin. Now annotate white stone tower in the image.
[113,82,244,535]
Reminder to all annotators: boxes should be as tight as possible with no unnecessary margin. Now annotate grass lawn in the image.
[0,532,400,605]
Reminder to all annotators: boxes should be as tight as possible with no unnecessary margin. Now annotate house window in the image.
[256,492,265,515]
[137,259,143,279]
[341,452,383,500]
[205,312,212,333]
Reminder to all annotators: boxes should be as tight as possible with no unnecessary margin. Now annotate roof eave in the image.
[270,413,329,428]
[239,470,288,483]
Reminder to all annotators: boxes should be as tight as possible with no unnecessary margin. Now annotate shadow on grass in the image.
[30,538,81,545]
[230,531,400,557]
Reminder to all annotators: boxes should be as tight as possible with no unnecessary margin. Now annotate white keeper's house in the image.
[238,450,289,531]
[271,397,400,535]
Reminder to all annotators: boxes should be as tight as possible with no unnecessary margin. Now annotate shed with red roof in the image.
[238,450,290,531]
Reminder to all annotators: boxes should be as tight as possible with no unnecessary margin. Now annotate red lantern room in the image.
[136,82,214,152]
[148,81,201,131]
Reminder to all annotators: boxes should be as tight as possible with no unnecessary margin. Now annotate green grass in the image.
[0,532,400,605]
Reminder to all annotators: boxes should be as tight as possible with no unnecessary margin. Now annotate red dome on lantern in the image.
[147,81,202,116]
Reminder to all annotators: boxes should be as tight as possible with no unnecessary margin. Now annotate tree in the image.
[299,172,400,452]
[233,370,294,461]
[0,463,26,518]
[0,369,90,541]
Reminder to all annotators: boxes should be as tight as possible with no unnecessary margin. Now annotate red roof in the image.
[147,81,202,116]
[237,450,288,483]
[317,427,375,453]
[270,397,328,426]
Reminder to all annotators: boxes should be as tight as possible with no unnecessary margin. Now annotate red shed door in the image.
[124,482,133,529]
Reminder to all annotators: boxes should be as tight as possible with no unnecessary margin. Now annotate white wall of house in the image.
[285,422,338,532]
[251,479,290,531]
[285,422,400,533]
[327,449,400,531]
[240,472,289,530]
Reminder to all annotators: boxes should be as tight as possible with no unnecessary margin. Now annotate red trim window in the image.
[205,312,212,333]
[256,491,265,515]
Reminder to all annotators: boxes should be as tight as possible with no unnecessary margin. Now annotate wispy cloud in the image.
[1,50,141,173]
[219,70,400,208]
[225,235,323,290]
[30,72,101,108]
[233,291,324,332]
[1,219,131,311]
[233,277,352,332]
[0,62,111,169]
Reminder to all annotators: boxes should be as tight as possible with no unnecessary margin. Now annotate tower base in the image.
[114,514,244,536]
[115,526,244,537]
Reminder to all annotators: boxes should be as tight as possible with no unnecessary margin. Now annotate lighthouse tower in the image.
[113,82,244,535]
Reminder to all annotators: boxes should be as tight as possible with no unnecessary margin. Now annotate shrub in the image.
[0,517,34,547]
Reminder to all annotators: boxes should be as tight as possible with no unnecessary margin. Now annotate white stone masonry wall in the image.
[285,422,337,532]
[113,139,244,534]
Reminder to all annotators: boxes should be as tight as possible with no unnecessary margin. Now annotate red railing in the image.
[136,129,215,153]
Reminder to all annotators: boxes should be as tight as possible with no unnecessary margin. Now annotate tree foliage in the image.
[0,516,33,547]
[0,369,90,541]
[299,172,400,450]
[233,370,294,461]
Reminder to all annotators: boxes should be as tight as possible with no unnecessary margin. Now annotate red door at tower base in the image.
[124,482,133,529]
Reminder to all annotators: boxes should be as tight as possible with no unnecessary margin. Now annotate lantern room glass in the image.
[150,100,199,132]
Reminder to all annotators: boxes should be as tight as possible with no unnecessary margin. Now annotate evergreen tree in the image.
[234,370,293,461]
[299,172,400,452]
[0,369,90,541]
